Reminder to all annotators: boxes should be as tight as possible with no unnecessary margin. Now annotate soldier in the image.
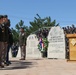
[5,19,13,65]
[0,15,4,68]
[19,27,27,60]
[0,15,9,68]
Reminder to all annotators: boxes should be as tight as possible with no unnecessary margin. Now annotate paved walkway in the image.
[0,58,76,75]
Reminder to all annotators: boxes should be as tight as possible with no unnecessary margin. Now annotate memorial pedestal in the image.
[66,34,76,61]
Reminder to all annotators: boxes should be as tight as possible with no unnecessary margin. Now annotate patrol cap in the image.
[8,19,10,24]
[8,19,10,22]
[3,15,8,18]
[0,15,3,19]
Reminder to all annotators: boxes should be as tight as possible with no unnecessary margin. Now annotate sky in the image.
[0,0,76,28]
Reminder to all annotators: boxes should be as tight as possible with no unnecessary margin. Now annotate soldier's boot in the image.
[4,62,9,66]
[0,63,4,68]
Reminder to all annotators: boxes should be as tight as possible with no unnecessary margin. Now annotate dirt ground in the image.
[0,58,76,75]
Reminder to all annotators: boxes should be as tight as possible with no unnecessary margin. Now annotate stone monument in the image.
[26,34,42,59]
[47,26,65,59]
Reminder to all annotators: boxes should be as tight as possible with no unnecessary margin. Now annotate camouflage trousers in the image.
[0,42,8,64]
[20,45,26,59]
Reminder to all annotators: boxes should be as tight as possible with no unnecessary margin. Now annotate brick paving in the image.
[0,58,76,75]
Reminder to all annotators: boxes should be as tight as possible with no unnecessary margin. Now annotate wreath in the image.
[38,38,49,53]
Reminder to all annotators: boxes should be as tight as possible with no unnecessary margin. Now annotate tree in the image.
[12,20,28,43]
[11,28,19,43]
[11,14,59,43]
[29,14,58,33]
[15,20,25,32]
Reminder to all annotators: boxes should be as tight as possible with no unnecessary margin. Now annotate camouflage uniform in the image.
[0,15,9,68]
[19,28,27,60]
[0,15,4,67]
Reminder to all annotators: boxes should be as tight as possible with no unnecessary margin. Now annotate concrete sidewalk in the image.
[0,58,76,75]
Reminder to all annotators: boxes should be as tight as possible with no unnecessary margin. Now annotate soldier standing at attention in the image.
[19,27,27,60]
[5,19,13,65]
[0,15,4,68]
[0,15,9,68]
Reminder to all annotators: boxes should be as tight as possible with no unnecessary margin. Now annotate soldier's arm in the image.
[23,33,27,45]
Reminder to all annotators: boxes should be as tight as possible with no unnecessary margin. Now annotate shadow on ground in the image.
[0,60,37,70]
